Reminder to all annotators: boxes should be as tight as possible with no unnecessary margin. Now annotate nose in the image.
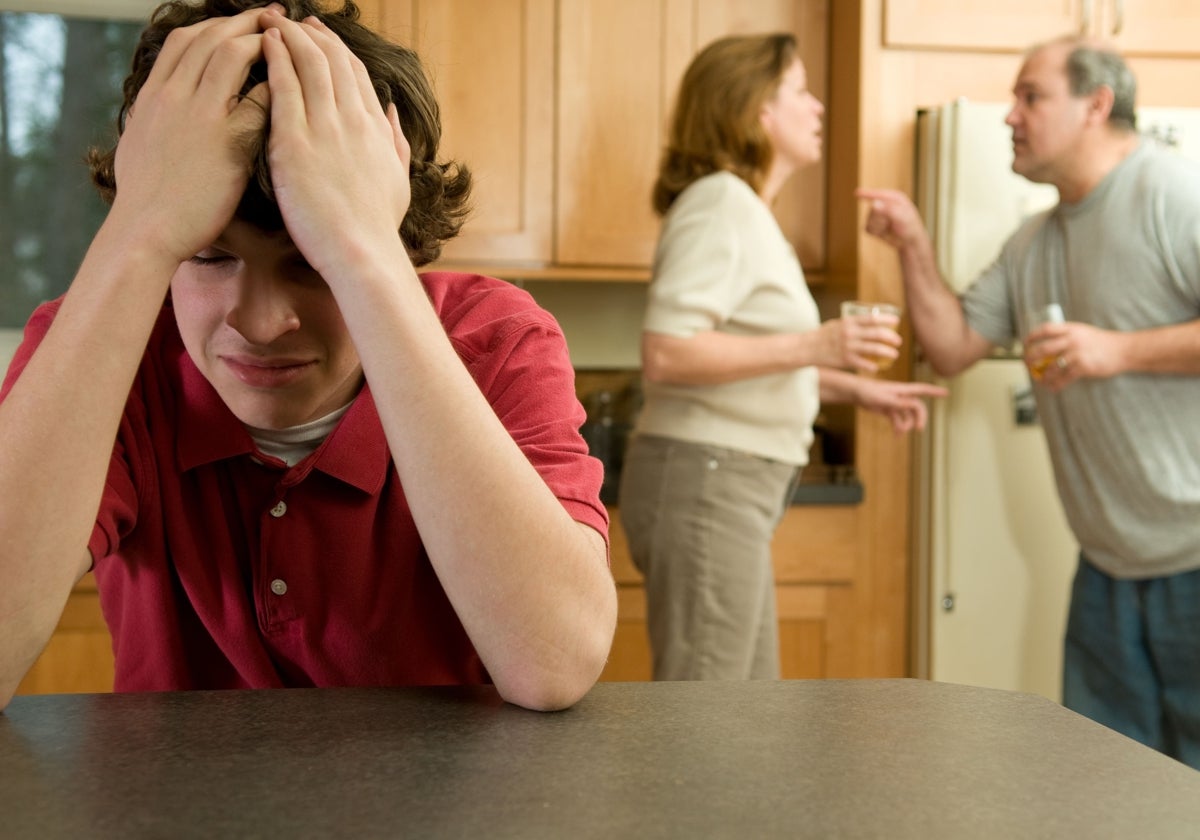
[225,273,301,346]
[1005,104,1020,127]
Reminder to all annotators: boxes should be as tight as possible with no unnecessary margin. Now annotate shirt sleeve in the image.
[960,250,1019,349]
[1153,153,1200,308]
[643,176,745,337]
[455,299,610,548]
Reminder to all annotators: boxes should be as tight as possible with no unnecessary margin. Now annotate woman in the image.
[618,33,944,681]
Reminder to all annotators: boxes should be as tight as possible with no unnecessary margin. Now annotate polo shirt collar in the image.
[307,386,389,494]
[175,353,389,495]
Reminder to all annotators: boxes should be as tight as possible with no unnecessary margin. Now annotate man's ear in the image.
[1087,84,1116,126]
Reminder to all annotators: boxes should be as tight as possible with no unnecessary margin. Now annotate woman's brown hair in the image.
[652,32,797,216]
[87,0,470,267]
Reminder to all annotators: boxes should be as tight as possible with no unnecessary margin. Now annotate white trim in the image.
[0,1,159,21]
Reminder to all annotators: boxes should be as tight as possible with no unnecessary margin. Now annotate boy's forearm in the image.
[0,224,176,706]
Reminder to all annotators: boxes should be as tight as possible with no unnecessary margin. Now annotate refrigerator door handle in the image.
[1013,385,1039,426]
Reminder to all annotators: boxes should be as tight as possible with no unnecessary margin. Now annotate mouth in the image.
[221,355,316,388]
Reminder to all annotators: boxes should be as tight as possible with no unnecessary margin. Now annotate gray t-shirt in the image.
[635,171,821,465]
[962,140,1200,578]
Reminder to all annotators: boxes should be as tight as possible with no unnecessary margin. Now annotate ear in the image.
[1086,84,1116,126]
[759,99,776,133]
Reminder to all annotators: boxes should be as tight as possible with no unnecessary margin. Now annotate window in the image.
[0,7,143,327]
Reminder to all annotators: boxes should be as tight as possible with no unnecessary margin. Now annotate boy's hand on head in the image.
[110,7,271,265]
[259,9,414,281]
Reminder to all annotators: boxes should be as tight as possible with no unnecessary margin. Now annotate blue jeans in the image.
[1063,555,1200,769]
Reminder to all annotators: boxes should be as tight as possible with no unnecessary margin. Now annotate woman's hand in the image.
[811,313,903,373]
[854,378,948,433]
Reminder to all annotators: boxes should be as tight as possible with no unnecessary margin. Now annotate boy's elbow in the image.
[497,596,617,712]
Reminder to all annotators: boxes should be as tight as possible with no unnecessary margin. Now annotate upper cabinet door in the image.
[554,0,683,268]
[381,0,555,265]
[377,0,830,275]
[884,0,1086,51]
[355,0,383,30]
[885,0,1200,57]
[1105,0,1200,57]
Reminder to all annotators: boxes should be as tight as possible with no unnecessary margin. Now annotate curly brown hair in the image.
[87,0,471,267]
[652,33,797,216]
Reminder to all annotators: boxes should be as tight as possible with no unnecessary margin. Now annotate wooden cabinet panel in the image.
[354,0,383,30]
[16,575,114,696]
[602,506,861,681]
[885,0,1200,57]
[381,0,555,264]
[883,0,1085,51]
[555,0,678,267]
[1106,1,1200,57]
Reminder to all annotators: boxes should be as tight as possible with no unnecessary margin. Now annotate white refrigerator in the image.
[911,99,1200,702]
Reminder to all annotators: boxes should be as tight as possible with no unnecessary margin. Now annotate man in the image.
[0,1,616,712]
[858,36,1200,768]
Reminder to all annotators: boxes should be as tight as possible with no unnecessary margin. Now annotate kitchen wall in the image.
[522,280,646,370]
[0,329,21,376]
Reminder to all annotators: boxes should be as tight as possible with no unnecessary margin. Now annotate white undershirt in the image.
[246,403,353,467]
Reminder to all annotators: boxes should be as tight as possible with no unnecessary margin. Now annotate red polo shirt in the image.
[3,272,608,691]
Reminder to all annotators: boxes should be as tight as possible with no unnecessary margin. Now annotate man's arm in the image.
[259,12,612,711]
[856,188,994,376]
[0,10,270,709]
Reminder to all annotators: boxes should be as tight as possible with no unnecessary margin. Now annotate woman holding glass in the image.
[618,33,945,681]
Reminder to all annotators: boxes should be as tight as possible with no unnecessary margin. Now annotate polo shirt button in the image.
[270,578,288,596]
[270,501,287,518]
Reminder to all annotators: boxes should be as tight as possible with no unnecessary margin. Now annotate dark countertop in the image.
[789,463,864,505]
[3,679,1199,838]
[602,463,864,507]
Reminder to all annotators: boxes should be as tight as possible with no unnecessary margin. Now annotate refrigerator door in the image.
[913,99,1075,702]
[917,100,1058,292]
[917,359,1078,701]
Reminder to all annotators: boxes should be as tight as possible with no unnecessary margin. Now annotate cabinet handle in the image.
[1080,0,1093,33]
[1112,0,1124,35]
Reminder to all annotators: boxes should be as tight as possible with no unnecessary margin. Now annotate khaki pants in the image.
[618,435,798,680]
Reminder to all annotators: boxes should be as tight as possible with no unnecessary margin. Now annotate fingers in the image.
[261,24,303,131]
[855,187,903,203]
[150,7,270,99]
[261,9,384,118]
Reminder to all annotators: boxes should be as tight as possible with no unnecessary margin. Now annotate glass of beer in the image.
[841,300,902,371]
[1026,303,1064,381]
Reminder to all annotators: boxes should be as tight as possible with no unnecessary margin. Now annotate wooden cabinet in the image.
[601,505,860,681]
[561,0,830,271]
[374,0,556,265]
[15,575,113,696]
[376,0,830,277]
[884,0,1200,57]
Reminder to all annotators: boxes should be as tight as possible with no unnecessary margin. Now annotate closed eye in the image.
[187,254,235,268]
